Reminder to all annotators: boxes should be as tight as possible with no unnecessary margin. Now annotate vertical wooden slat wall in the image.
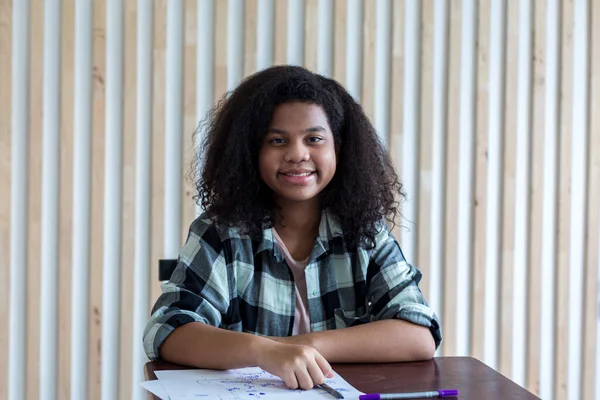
[0,1,599,399]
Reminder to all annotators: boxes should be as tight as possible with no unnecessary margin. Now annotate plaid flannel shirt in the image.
[144,210,442,360]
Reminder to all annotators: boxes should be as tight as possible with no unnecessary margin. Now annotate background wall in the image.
[1,1,599,400]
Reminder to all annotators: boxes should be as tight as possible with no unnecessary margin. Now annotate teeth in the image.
[284,172,312,176]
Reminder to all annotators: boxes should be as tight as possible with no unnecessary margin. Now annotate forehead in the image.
[269,102,330,129]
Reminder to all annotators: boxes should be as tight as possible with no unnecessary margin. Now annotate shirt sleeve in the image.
[143,217,232,361]
[366,225,442,348]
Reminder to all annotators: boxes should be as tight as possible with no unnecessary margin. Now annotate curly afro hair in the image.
[193,65,404,249]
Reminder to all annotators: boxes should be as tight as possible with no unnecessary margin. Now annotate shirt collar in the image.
[254,208,344,261]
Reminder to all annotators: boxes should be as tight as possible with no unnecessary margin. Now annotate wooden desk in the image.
[144,356,539,399]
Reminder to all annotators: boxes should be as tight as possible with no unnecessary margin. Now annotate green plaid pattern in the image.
[144,210,442,360]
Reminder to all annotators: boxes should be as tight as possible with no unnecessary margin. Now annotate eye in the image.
[269,137,286,144]
[307,136,323,143]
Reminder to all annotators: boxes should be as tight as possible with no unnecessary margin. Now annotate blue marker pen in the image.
[359,389,459,399]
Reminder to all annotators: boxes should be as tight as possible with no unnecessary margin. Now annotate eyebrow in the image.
[267,126,327,134]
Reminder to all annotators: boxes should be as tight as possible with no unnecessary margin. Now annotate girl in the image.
[144,66,441,391]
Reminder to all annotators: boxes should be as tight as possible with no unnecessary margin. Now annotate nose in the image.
[283,141,310,163]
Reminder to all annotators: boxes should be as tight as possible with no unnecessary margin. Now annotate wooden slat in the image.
[499,0,518,378]
[304,0,318,72]
[373,0,391,148]
[555,0,574,398]
[27,2,43,399]
[118,0,137,398]
[389,0,403,190]
[150,0,167,327]
[583,2,600,399]
[528,1,546,393]
[273,0,287,65]
[182,0,198,245]
[527,0,546,393]
[471,0,488,361]
[583,17,600,395]
[361,0,376,119]
[417,0,434,298]
[213,0,227,99]
[244,0,258,77]
[332,0,346,85]
[88,1,108,396]
[195,0,215,222]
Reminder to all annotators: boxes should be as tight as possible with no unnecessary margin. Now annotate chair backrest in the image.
[158,259,178,281]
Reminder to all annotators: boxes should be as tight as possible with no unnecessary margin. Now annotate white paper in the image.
[140,380,169,400]
[154,367,363,399]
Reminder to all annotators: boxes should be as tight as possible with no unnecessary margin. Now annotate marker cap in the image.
[358,394,381,400]
[439,389,459,397]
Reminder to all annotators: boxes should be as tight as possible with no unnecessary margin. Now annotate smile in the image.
[278,171,317,185]
[281,172,314,177]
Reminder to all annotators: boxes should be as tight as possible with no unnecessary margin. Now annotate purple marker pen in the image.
[359,389,459,400]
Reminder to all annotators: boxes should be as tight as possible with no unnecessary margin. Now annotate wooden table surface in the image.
[144,356,540,399]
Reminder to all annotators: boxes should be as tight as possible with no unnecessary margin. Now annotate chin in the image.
[282,195,319,203]
[276,191,321,203]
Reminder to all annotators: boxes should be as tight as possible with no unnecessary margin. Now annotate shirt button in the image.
[312,289,318,296]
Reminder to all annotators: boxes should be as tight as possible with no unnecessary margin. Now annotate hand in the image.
[256,341,334,390]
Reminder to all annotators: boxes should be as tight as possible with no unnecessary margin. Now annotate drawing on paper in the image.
[153,366,362,399]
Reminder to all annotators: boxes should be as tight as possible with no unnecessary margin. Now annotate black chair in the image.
[158,259,178,281]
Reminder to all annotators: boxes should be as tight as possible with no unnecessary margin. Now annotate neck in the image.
[274,198,321,233]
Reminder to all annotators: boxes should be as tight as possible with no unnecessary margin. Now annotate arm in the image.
[160,322,334,389]
[269,319,435,363]
[143,218,333,389]
[159,321,270,369]
[143,221,233,362]
[273,226,441,362]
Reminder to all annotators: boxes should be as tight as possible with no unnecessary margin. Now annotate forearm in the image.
[159,322,273,369]
[273,320,435,363]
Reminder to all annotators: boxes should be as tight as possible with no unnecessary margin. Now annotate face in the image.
[259,102,337,206]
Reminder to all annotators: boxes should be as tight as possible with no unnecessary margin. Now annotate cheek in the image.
[318,148,337,173]
[258,149,276,179]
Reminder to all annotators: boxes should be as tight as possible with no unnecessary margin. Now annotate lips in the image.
[278,169,316,185]
[279,169,315,175]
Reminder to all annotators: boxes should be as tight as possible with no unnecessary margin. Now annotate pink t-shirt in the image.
[272,229,311,335]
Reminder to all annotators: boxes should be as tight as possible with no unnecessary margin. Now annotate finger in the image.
[314,353,334,378]
[283,371,299,390]
[295,367,314,390]
[306,358,326,386]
